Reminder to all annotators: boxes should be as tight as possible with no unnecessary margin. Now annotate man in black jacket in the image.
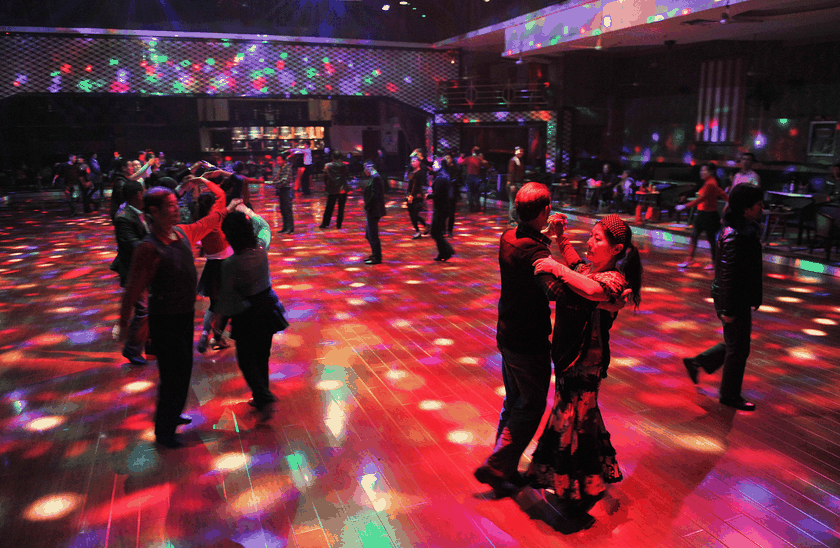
[112,180,149,365]
[320,151,349,229]
[430,156,455,261]
[683,184,764,411]
[362,161,386,264]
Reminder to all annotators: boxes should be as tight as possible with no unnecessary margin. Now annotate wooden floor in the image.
[0,185,839,548]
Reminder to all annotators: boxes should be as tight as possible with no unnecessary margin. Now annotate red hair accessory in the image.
[598,214,630,246]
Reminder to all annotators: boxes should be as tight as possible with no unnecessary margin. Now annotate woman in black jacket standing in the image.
[682,184,764,411]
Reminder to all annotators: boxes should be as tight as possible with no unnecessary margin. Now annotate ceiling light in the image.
[382,4,390,10]
[399,1,408,4]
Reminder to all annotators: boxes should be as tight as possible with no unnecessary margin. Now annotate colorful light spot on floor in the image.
[777,296,802,303]
[25,416,65,431]
[317,380,343,390]
[22,493,82,521]
[123,381,154,393]
[434,338,453,346]
[419,400,443,410]
[814,318,837,325]
[446,430,475,444]
[788,347,815,360]
[214,452,250,471]
[802,329,826,337]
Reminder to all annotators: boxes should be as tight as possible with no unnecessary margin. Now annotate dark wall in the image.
[0,94,201,172]
[554,39,840,176]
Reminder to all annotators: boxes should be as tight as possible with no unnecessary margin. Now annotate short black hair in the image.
[221,210,258,253]
[143,186,175,215]
[123,180,144,201]
[232,161,245,173]
[741,152,756,161]
[726,183,763,220]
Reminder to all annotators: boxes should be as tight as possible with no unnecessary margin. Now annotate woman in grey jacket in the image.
[217,206,285,419]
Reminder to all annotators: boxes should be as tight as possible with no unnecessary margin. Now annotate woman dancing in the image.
[528,213,643,530]
[217,207,284,419]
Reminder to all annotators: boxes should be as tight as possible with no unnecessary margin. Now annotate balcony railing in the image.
[436,79,551,111]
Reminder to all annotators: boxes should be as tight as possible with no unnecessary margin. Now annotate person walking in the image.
[682,184,764,411]
[506,147,525,225]
[405,153,430,239]
[430,156,455,261]
[676,162,728,269]
[363,161,387,264]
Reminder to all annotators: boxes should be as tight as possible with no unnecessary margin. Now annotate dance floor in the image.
[1,185,839,548]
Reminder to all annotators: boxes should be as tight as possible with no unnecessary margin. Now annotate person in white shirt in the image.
[730,153,760,190]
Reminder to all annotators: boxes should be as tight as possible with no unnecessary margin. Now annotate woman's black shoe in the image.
[719,397,756,411]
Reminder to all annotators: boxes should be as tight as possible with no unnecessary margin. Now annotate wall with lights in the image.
[0,33,458,112]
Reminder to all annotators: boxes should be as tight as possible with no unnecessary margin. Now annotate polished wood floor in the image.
[0,185,838,548]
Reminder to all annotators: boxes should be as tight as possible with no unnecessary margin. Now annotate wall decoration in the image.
[807,121,837,157]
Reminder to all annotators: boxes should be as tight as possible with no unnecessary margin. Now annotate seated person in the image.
[616,170,637,213]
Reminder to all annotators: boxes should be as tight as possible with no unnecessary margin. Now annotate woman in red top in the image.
[676,163,728,269]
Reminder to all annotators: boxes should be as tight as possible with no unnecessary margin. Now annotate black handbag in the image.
[247,287,289,333]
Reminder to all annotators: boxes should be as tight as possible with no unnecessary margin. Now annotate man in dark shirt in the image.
[474,183,576,494]
[363,161,387,264]
[112,180,149,365]
[320,151,349,229]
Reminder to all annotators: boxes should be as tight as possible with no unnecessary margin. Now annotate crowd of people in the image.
[95,143,773,534]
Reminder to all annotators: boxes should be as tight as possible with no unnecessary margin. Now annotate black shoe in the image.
[318,224,328,229]
[176,415,192,425]
[683,358,699,384]
[155,435,184,449]
[423,226,431,235]
[434,255,451,262]
[719,397,756,411]
[122,349,147,366]
[447,232,454,237]
[473,465,521,497]
[365,258,382,265]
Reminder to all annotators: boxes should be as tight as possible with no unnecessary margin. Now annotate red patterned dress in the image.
[528,263,627,507]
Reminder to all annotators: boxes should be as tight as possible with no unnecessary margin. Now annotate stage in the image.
[0,185,838,547]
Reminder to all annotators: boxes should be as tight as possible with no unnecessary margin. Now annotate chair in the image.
[809,204,840,261]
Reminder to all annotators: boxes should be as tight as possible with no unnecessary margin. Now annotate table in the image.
[634,191,661,223]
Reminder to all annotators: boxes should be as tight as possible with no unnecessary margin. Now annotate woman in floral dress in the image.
[529,214,643,529]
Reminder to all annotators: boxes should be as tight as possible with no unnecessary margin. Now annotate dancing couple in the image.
[475,183,643,530]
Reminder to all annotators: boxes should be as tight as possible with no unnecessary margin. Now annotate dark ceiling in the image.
[0,0,558,44]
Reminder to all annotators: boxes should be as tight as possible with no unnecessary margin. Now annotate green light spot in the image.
[592,29,601,36]
[250,70,264,79]
[300,88,308,95]
[322,57,329,63]
[306,68,317,78]
[264,68,275,75]
[109,59,119,65]
[50,71,60,77]
[364,78,373,84]
[280,52,288,59]
[563,26,569,35]
[181,60,191,67]
[173,82,186,93]
[779,118,789,125]
[206,58,215,65]
[550,37,559,46]
[78,80,93,92]
[222,42,231,48]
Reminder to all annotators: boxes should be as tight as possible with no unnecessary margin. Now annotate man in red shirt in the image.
[458,146,489,212]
